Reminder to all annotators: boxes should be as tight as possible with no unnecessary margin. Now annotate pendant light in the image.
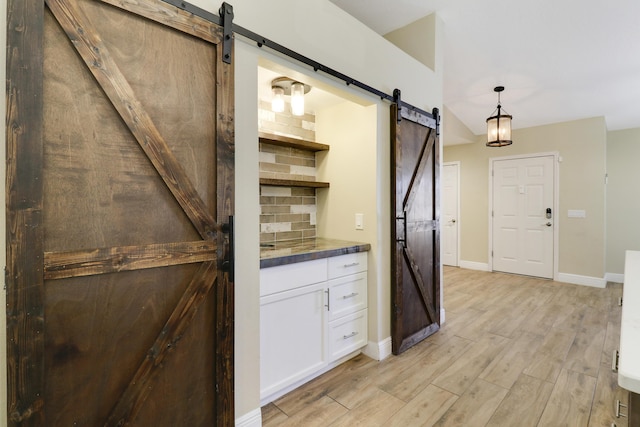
[270,77,311,117]
[486,86,513,147]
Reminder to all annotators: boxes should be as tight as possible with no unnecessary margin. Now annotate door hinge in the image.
[612,349,619,372]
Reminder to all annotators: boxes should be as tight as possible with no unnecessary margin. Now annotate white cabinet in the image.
[260,282,327,399]
[260,252,368,402]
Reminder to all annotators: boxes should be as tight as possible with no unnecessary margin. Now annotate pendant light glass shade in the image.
[486,86,513,147]
[271,86,285,113]
[290,82,305,116]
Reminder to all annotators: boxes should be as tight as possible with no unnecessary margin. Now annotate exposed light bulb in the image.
[271,86,285,113]
[290,82,305,116]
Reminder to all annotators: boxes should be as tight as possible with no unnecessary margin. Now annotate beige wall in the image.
[606,128,640,274]
[316,103,382,340]
[385,13,437,71]
[444,116,607,280]
[443,106,476,145]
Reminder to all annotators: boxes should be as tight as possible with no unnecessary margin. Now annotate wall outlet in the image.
[355,213,364,230]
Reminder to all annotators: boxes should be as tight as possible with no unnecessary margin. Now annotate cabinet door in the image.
[260,283,327,399]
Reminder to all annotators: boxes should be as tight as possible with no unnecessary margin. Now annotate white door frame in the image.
[488,152,559,280]
[443,161,460,267]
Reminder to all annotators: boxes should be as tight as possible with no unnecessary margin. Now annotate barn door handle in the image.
[221,216,234,282]
[396,211,407,247]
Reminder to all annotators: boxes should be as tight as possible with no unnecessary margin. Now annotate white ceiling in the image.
[329,0,640,135]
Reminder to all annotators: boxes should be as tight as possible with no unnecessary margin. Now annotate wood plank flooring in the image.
[262,267,630,426]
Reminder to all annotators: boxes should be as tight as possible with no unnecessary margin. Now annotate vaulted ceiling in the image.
[330,0,640,136]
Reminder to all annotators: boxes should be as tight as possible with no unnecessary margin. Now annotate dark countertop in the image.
[260,238,371,268]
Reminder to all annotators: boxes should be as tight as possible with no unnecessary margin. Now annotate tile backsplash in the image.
[259,101,318,244]
[260,186,316,244]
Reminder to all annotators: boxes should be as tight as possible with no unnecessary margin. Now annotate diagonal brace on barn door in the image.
[402,245,438,323]
[105,261,219,426]
[403,127,435,212]
[46,0,219,240]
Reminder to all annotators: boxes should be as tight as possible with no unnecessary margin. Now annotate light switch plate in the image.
[355,213,364,230]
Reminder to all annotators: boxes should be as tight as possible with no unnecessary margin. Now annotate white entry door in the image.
[442,163,459,266]
[492,155,555,278]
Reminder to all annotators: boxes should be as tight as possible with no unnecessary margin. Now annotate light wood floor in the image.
[261,266,630,427]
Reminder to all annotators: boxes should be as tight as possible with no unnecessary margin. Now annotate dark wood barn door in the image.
[6,0,235,425]
[391,104,440,355]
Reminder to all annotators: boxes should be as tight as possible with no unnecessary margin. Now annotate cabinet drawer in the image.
[327,272,367,322]
[328,309,367,361]
[260,258,328,296]
[328,252,367,279]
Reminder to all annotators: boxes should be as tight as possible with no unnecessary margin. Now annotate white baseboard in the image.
[556,272,607,288]
[236,408,262,427]
[363,337,392,361]
[459,260,490,271]
[605,272,624,283]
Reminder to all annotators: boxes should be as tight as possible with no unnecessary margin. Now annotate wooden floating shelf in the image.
[259,132,329,152]
[260,178,330,188]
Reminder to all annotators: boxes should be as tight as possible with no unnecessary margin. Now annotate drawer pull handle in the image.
[343,331,358,340]
[325,289,330,311]
[343,262,359,268]
[343,292,359,299]
[615,399,627,418]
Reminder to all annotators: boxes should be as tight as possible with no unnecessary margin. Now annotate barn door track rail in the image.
[161,0,438,128]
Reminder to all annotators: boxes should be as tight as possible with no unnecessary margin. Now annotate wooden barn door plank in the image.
[6,0,46,424]
[43,240,216,280]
